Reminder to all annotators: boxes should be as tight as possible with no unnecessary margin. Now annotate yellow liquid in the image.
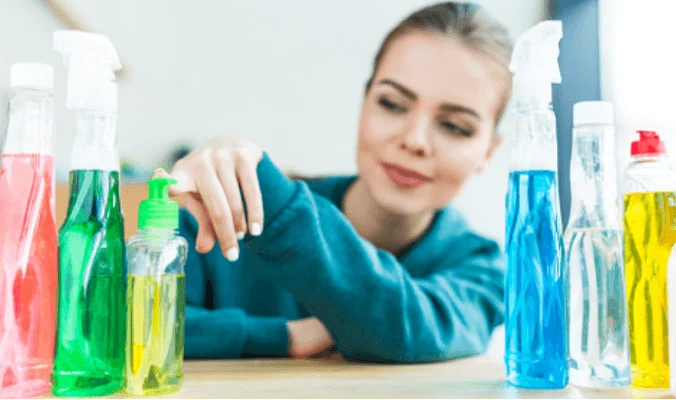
[125,274,186,396]
[624,191,676,388]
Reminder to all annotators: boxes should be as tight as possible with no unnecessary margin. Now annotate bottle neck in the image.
[629,154,666,163]
[139,227,178,238]
[510,101,557,172]
[623,154,674,194]
[568,124,619,228]
[138,228,179,251]
[3,89,54,155]
[514,99,552,113]
[71,110,120,171]
[66,170,122,222]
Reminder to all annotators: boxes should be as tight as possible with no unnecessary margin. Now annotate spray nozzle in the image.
[139,178,179,229]
[509,20,563,103]
[53,30,121,111]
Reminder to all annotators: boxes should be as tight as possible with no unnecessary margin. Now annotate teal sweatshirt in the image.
[181,153,504,363]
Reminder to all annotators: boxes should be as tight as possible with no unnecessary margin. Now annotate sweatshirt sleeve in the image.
[245,153,505,364]
[180,209,289,359]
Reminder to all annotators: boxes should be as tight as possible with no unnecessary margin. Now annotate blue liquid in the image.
[504,170,568,389]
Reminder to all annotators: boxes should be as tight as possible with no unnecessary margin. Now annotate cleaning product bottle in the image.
[51,30,126,397]
[0,63,58,398]
[125,178,188,396]
[667,244,676,395]
[504,20,567,389]
[623,130,675,388]
[565,101,630,388]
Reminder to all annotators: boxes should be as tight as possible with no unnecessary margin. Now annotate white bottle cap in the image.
[573,101,614,127]
[10,63,54,90]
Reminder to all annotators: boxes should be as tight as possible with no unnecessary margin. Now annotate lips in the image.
[381,162,432,189]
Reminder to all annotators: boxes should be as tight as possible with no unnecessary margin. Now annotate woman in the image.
[164,2,513,363]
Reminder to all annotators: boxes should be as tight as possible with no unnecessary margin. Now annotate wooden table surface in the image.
[60,356,673,399]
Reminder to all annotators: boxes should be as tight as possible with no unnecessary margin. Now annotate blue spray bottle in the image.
[504,20,567,389]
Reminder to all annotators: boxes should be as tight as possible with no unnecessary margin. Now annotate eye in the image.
[378,97,407,114]
[439,120,473,137]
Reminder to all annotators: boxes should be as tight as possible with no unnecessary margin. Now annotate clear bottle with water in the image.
[565,101,630,388]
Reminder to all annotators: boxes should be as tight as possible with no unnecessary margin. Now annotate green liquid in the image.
[126,274,186,396]
[52,170,126,397]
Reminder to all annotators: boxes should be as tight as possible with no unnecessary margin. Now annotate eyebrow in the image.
[376,79,481,120]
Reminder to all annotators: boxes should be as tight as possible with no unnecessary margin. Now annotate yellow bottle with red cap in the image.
[623,130,676,388]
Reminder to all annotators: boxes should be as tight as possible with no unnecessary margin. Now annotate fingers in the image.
[167,161,198,196]
[152,168,170,179]
[154,140,265,264]
[235,150,264,236]
[195,161,240,262]
[215,152,247,240]
[153,163,197,198]
[185,194,216,253]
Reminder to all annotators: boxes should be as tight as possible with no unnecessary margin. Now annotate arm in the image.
[246,155,504,363]
[180,209,289,359]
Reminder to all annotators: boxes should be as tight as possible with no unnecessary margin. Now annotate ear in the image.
[476,135,502,173]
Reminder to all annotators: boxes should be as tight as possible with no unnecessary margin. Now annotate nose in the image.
[400,113,433,158]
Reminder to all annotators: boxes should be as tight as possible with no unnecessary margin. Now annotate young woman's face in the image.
[357,32,505,216]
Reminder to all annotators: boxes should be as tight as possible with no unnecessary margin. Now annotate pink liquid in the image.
[0,154,58,398]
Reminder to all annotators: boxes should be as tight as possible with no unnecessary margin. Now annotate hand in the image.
[287,317,335,358]
[155,137,264,261]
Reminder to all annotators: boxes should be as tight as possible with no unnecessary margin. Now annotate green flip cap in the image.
[138,177,179,229]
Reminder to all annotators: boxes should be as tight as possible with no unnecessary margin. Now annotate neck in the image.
[568,124,619,228]
[343,177,434,255]
[71,110,120,171]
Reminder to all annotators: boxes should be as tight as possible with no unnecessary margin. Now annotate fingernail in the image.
[236,231,245,240]
[251,222,262,236]
[226,247,239,262]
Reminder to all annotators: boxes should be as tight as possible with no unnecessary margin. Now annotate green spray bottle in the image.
[51,30,126,397]
[125,178,188,396]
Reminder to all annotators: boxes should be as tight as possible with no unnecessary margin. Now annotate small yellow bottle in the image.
[623,130,676,388]
[125,178,188,396]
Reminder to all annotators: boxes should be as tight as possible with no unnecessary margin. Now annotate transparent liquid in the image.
[623,191,676,388]
[566,227,630,388]
[126,274,185,396]
[504,170,568,389]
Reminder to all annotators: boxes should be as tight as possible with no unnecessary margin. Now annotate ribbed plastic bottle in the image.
[623,130,674,388]
[51,30,126,397]
[504,20,568,389]
[0,63,58,398]
[565,101,630,388]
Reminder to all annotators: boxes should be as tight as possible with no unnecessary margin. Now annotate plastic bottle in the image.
[667,243,676,395]
[0,63,58,398]
[51,30,126,397]
[565,101,630,388]
[623,130,675,388]
[504,20,568,389]
[125,178,188,396]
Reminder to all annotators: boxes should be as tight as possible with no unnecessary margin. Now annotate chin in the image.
[369,179,435,216]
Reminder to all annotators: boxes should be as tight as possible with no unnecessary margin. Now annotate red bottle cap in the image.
[631,130,666,156]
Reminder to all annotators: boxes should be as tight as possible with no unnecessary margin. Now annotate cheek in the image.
[434,142,487,194]
[358,103,404,154]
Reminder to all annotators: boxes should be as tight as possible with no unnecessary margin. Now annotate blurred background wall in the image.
[0,0,550,246]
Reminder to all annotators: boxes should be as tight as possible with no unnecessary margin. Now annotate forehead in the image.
[375,32,505,120]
